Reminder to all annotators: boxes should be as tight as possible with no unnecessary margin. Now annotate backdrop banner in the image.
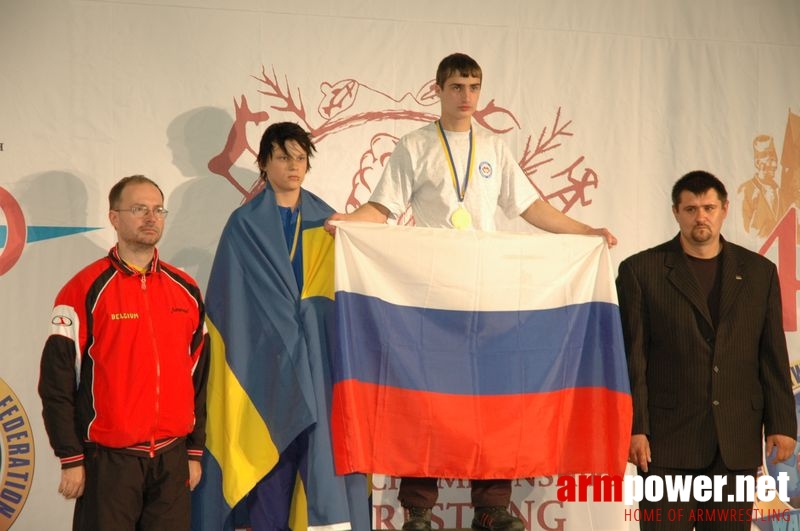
[1,1,799,529]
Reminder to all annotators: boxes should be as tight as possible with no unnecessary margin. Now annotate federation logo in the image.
[479,161,493,179]
[0,377,35,530]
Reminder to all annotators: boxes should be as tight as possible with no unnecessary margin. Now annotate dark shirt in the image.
[686,252,722,328]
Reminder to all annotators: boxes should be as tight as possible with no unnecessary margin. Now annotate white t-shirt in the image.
[370,120,540,231]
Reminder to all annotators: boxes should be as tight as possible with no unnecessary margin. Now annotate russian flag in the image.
[331,223,632,479]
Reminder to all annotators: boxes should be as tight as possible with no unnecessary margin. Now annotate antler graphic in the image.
[207,94,269,198]
[252,65,309,129]
[517,107,597,213]
[519,107,573,177]
[210,68,602,213]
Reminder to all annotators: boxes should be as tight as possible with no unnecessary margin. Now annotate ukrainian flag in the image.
[192,187,369,531]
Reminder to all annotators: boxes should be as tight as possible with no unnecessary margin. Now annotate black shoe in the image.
[472,506,524,531]
[402,507,432,531]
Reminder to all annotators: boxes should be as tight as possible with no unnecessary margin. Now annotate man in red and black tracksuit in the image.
[38,174,210,531]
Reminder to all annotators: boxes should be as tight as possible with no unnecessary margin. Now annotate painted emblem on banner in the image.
[739,112,800,240]
[0,377,35,530]
[208,64,604,227]
[0,186,100,277]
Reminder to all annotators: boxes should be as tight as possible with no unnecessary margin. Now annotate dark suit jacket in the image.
[616,234,796,470]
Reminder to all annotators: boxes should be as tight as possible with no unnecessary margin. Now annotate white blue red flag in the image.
[331,223,632,479]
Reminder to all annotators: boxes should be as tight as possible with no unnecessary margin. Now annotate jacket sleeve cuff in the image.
[60,454,84,469]
[187,448,203,462]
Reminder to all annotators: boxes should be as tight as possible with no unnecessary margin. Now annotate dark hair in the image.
[436,53,482,89]
[108,175,164,210]
[257,122,316,180]
[671,170,728,206]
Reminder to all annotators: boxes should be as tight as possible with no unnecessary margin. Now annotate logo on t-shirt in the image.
[479,161,493,179]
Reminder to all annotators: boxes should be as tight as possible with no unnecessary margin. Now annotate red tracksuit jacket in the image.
[38,246,209,467]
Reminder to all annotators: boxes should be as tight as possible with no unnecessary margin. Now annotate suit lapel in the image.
[664,236,714,328]
[717,237,744,323]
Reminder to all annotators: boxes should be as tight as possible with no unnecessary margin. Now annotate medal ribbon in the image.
[289,211,302,262]
[436,120,475,203]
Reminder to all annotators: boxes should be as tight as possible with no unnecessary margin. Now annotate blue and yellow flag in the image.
[192,186,369,531]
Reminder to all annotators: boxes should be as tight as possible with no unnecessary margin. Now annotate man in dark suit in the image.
[616,170,797,530]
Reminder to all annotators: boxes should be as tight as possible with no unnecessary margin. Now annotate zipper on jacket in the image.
[142,272,161,458]
[140,272,146,291]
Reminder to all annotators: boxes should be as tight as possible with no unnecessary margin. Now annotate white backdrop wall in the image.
[1,1,799,530]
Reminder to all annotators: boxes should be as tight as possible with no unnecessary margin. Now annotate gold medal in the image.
[436,121,476,229]
[450,205,472,229]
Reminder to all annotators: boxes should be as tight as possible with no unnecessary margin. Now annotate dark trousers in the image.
[73,440,190,531]
[398,477,512,508]
[638,450,756,531]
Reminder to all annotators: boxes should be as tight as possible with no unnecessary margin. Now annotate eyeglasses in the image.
[113,206,169,219]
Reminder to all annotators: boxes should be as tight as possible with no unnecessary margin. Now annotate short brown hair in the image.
[436,53,482,88]
[108,175,164,210]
